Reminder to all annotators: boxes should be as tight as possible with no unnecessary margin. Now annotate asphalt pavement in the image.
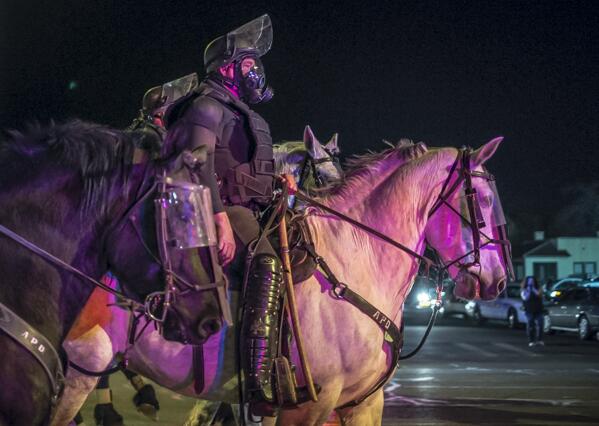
[385,313,599,425]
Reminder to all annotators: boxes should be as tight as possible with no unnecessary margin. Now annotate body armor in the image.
[166,78,274,209]
[202,82,274,205]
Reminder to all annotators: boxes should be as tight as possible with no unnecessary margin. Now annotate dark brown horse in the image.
[0,120,223,425]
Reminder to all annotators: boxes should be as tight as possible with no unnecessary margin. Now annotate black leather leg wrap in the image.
[241,253,284,404]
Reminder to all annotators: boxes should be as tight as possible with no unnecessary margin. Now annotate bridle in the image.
[108,160,230,342]
[144,170,231,332]
[428,148,514,284]
[296,147,343,190]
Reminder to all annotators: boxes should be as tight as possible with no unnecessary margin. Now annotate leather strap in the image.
[193,345,205,395]
[0,302,64,402]
[302,244,403,408]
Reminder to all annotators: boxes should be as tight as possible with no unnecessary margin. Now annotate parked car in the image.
[543,284,599,340]
[465,282,527,328]
[545,277,586,300]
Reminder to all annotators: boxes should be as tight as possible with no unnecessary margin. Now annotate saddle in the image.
[263,208,317,285]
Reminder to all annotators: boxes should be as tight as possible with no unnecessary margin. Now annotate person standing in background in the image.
[521,276,545,347]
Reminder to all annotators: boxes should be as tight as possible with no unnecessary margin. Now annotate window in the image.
[533,262,557,282]
[573,262,596,275]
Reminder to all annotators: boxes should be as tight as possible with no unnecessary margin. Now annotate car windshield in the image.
[555,281,580,290]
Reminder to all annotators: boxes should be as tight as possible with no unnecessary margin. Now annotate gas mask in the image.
[235,57,274,104]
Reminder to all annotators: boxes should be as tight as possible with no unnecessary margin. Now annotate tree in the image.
[551,182,599,236]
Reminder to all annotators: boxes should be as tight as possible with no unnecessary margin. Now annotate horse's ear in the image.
[470,137,503,167]
[325,133,340,155]
[303,125,320,155]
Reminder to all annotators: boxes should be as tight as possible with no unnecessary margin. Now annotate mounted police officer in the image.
[129,73,199,154]
[164,15,307,414]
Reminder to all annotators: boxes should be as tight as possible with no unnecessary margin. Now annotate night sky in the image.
[2,1,598,239]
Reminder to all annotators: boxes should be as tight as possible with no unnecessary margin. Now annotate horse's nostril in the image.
[197,317,222,338]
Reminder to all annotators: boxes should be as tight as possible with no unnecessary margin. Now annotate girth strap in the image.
[0,302,64,402]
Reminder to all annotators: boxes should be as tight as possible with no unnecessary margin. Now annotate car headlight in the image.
[550,290,561,298]
[465,301,476,309]
[417,292,430,303]
[417,291,431,307]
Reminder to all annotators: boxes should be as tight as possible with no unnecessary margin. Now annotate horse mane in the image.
[319,139,428,199]
[273,140,307,175]
[1,119,137,215]
[273,140,305,154]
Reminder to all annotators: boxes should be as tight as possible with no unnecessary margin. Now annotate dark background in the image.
[1,1,598,241]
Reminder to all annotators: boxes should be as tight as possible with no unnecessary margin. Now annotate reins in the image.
[0,224,141,309]
[294,192,435,268]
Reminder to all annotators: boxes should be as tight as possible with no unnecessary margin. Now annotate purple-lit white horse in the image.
[60,137,510,426]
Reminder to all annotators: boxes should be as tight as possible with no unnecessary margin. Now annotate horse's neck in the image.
[308,153,443,321]
[2,167,135,345]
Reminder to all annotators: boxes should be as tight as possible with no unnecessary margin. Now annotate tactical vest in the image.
[201,85,275,207]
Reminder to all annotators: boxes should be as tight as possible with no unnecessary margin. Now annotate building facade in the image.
[523,237,599,282]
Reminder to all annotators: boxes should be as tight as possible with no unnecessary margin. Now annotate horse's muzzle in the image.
[161,310,222,345]
[454,268,506,301]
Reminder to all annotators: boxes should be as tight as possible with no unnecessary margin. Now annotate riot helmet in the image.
[203,14,274,104]
[142,85,164,117]
[141,73,199,120]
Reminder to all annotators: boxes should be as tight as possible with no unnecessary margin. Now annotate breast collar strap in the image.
[301,243,403,409]
[0,302,64,405]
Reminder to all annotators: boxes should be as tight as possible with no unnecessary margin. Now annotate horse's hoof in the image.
[137,403,158,421]
[133,384,160,420]
[93,403,124,426]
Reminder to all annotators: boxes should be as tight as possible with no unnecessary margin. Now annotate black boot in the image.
[241,254,284,414]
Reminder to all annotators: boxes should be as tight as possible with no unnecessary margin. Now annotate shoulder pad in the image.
[164,90,199,129]
[185,96,225,133]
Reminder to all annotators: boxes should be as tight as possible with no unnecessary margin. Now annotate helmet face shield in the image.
[142,73,199,118]
[160,73,199,110]
[226,14,272,62]
[204,14,273,72]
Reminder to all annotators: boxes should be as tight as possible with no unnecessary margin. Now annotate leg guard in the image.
[241,254,284,405]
